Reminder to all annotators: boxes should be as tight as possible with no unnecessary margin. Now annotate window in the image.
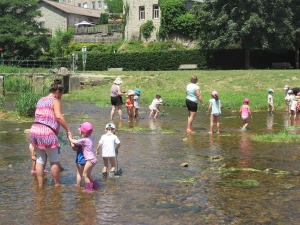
[92,1,96,9]
[40,21,45,28]
[78,3,81,7]
[139,6,145,20]
[153,5,159,19]
[83,2,88,8]
[98,1,102,9]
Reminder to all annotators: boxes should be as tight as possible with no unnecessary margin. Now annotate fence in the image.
[0,59,70,75]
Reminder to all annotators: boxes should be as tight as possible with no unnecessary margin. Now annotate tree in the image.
[104,0,123,13]
[196,0,294,69]
[0,0,49,59]
[50,28,75,59]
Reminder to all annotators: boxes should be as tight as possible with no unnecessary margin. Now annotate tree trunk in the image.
[295,50,299,69]
[245,49,250,69]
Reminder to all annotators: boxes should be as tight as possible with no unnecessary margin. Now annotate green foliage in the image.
[0,95,4,110]
[14,91,42,117]
[158,0,186,38]
[99,13,109,24]
[197,0,295,51]
[175,13,200,39]
[0,0,50,59]
[104,0,123,13]
[140,21,155,39]
[4,76,32,93]
[66,39,123,54]
[50,27,75,59]
[121,1,130,38]
[76,50,206,71]
[252,130,300,143]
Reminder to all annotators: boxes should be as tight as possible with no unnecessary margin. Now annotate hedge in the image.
[76,50,207,71]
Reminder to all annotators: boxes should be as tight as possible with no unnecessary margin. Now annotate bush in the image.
[77,49,206,71]
[14,92,42,117]
[0,95,4,110]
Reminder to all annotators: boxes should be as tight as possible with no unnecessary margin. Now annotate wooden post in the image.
[0,76,3,96]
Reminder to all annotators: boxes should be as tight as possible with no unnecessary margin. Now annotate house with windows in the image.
[58,0,107,11]
[38,0,102,36]
[123,0,160,41]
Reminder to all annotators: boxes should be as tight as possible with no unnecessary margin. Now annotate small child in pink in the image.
[239,98,253,130]
[69,122,100,192]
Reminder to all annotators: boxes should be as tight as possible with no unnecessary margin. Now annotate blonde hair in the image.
[190,75,198,84]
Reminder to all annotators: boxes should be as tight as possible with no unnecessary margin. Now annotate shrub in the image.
[0,95,4,110]
[140,20,155,39]
[14,92,42,117]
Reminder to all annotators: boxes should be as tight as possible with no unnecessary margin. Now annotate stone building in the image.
[123,0,160,42]
[58,0,107,10]
[38,0,102,36]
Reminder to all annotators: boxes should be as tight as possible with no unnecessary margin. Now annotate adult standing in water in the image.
[110,77,127,120]
[30,78,71,187]
[186,75,204,132]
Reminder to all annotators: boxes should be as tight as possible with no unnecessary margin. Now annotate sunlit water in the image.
[1,100,300,224]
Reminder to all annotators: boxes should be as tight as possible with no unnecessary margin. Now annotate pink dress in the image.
[241,105,249,119]
[30,97,60,149]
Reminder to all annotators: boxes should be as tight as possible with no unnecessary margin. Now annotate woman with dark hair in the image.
[186,75,204,132]
[30,78,71,187]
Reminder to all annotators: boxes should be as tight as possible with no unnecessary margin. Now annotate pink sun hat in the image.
[284,85,290,90]
[243,98,249,103]
[211,91,218,97]
[78,122,93,133]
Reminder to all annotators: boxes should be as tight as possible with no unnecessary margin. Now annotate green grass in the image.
[63,70,296,110]
[252,130,300,142]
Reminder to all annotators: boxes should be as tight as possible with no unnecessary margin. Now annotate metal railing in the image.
[0,59,70,75]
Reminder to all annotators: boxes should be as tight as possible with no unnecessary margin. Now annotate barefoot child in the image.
[207,91,222,134]
[70,128,86,187]
[268,89,274,113]
[68,122,100,192]
[126,90,135,122]
[96,123,120,176]
[134,88,141,120]
[239,98,253,130]
[149,94,163,118]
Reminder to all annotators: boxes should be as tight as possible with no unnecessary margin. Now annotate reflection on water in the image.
[1,102,300,224]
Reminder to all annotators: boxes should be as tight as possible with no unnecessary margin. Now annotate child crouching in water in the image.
[239,98,253,130]
[96,123,120,176]
[149,94,163,118]
[68,122,100,192]
[207,91,222,134]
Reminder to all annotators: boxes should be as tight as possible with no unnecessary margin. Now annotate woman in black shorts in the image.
[110,77,127,120]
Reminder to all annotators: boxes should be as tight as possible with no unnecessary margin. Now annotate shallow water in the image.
[1,101,300,224]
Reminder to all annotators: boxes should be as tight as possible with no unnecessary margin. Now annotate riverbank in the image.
[63,70,297,110]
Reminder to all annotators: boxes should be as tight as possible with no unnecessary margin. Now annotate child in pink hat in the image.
[207,91,222,134]
[69,122,100,192]
[239,98,253,130]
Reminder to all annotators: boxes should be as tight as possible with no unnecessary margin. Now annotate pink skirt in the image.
[30,123,59,150]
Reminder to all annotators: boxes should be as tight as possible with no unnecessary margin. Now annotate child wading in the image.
[96,123,120,177]
[239,98,253,130]
[126,90,135,122]
[267,89,274,113]
[207,91,222,134]
[149,94,163,118]
[134,88,141,120]
[70,127,86,187]
[68,122,100,192]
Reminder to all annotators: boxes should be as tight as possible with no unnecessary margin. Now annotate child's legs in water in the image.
[108,157,116,171]
[242,117,249,128]
[135,108,139,118]
[215,115,220,133]
[82,161,95,184]
[76,163,85,186]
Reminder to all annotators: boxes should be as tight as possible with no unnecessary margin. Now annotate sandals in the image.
[102,167,108,176]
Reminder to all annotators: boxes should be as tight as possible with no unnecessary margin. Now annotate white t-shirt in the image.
[268,94,273,104]
[186,83,200,103]
[99,133,120,157]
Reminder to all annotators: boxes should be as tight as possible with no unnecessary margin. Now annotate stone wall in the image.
[124,0,160,42]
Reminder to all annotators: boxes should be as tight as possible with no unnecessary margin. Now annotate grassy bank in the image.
[62,70,298,110]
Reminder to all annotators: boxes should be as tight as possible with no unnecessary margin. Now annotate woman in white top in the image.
[185,75,204,132]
